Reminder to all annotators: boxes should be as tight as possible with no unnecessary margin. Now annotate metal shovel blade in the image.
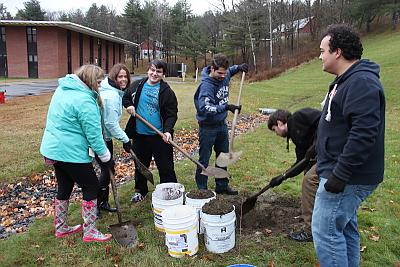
[216,151,243,167]
[241,196,259,215]
[201,166,229,178]
[109,221,139,248]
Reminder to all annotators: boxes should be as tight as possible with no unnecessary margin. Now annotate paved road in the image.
[0,75,145,100]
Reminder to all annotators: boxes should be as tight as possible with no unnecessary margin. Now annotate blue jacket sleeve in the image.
[103,98,129,143]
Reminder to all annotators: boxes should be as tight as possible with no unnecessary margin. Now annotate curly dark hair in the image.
[211,53,229,70]
[267,109,292,131]
[322,24,363,60]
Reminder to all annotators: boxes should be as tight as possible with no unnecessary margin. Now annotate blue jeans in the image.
[195,123,229,191]
[312,177,378,267]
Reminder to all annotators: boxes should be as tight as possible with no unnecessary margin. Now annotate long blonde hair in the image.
[75,64,104,107]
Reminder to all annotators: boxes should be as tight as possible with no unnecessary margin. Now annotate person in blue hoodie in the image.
[194,53,248,195]
[312,24,385,267]
[40,65,113,243]
[95,63,132,216]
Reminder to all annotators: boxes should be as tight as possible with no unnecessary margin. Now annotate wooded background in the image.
[1,0,399,75]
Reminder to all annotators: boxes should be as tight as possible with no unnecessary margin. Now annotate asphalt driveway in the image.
[0,75,145,100]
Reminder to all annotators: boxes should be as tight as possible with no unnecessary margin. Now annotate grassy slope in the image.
[0,31,399,266]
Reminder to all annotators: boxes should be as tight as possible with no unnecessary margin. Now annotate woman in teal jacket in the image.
[40,65,113,243]
[96,63,132,216]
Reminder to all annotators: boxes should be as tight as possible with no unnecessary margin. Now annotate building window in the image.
[97,38,102,67]
[89,36,94,64]
[26,27,38,78]
[79,33,83,66]
[67,30,72,73]
[0,27,7,77]
[105,40,109,72]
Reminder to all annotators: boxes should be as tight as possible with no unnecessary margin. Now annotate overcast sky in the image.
[2,0,217,16]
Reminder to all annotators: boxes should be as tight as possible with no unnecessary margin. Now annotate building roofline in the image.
[0,20,138,46]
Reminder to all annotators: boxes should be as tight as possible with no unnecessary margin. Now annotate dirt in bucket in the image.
[186,189,215,199]
[202,198,234,215]
[211,192,302,235]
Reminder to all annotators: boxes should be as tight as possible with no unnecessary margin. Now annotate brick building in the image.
[0,20,138,78]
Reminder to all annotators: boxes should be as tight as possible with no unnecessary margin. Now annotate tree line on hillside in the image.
[1,0,399,72]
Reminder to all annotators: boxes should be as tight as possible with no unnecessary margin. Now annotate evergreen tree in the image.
[0,4,13,19]
[15,0,46,21]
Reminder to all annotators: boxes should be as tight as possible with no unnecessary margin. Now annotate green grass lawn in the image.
[0,30,399,266]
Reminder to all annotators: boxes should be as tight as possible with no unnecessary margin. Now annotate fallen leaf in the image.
[369,226,379,232]
[137,242,145,250]
[263,228,273,236]
[369,235,380,242]
[360,245,367,252]
[268,260,276,267]
[114,255,119,266]
[243,175,251,181]
[36,257,45,264]
[105,244,111,256]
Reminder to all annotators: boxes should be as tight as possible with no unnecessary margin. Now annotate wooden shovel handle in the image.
[109,169,123,224]
[135,113,208,172]
[228,72,246,152]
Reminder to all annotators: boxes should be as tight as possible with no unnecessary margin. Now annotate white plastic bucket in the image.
[152,183,185,232]
[185,191,216,234]
[161,205,198,258]
[201,205,236,253]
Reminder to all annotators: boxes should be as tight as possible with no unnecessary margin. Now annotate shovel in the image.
[129,149,154,185]
[135,113,229,178]
[108,170,139,247]
[241,157,311,215]
[241,175,280,215]
[216,71,246,167]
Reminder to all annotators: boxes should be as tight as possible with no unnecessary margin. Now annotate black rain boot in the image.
[98,187,117,213]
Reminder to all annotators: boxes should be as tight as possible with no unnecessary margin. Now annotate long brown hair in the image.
[75,64,104,107]
[108,63,131,89]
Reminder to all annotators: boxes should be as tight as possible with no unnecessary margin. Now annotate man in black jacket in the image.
[313,24,385,267]
[123,59,178,203]
[267,108,321,242]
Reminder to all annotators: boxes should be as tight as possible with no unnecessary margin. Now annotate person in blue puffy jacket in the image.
[40,65,113,243]
[95,63,132,216]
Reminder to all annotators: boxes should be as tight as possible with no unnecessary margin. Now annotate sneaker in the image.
[215,186,238,195]
[288,229,313,242]
[131,192,145,203]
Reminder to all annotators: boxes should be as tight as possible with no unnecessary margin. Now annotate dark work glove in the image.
[324,175,346,193]
[269,174,285,188]
[238,63,249,73]
[226,104,242,114]
[123,141,132,153]
[104,158,115,174]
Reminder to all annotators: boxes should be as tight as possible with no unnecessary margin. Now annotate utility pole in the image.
[269,0,273,68]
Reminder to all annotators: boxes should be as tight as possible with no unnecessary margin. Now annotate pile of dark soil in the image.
[202,198,234,215]
[186,189,215,199]
[215,193,302,235]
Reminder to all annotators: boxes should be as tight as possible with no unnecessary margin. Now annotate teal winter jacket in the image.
[99,78,129,143]
[40,74,109,163]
